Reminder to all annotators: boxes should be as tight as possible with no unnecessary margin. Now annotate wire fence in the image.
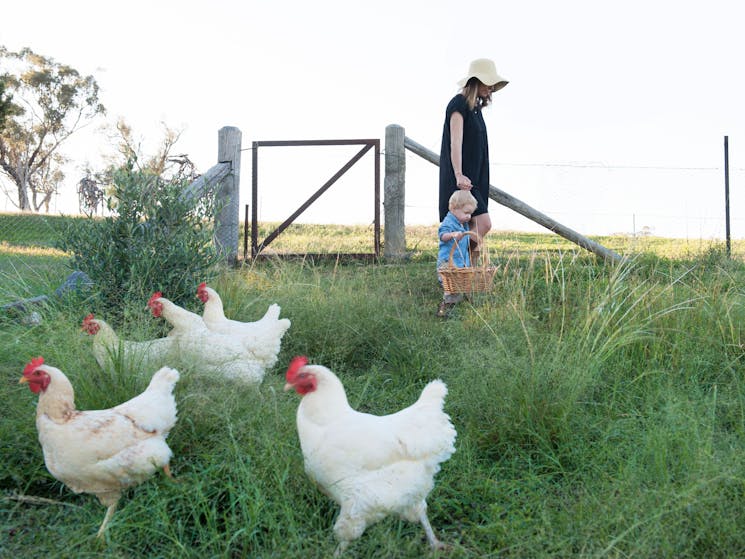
[400,150,745,242]
[2,149,744,257]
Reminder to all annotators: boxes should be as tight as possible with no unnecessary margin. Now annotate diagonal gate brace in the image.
[252,142,374,257]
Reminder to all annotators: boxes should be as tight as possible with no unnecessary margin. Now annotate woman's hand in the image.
[455,172,472,190]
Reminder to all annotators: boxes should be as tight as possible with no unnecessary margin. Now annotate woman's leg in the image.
[469,212,491,262]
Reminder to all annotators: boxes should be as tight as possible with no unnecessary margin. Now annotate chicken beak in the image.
[18,376,29,384]
[283,382,293,392]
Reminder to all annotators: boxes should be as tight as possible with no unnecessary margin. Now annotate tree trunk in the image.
[17,169,30,211]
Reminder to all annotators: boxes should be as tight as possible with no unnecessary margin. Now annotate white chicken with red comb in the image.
[196,282,291,370]
[284,356,457,556]
[147,291,266,384]
[82,313,176,373]
[19,356,180,538]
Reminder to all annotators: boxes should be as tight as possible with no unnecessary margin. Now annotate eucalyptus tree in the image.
[0,78,13,131]
[0,46,105,211]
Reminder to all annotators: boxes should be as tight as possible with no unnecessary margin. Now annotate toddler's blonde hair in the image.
[448,190,477,211]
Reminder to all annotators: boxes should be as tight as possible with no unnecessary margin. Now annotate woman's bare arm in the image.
[449,112,472,189]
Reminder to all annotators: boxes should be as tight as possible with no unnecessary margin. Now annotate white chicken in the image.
[196,282,291,370]
[147,292,266,384]
[283,356,457,556]
[147,291,204,337]
[19,356,180,538]
[82,313,176,373]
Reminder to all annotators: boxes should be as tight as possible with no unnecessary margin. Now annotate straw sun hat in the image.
[458,58,509,92]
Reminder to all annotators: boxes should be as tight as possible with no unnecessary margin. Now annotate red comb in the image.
[23,356,44,377]
[147,292,163,307]
[286,356,308,382]
[81,313,94,332]
[196,282,209,303]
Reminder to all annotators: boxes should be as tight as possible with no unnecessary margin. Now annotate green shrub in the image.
[55,162,222,321]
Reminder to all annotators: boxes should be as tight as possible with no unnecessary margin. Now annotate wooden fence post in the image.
[384,124,406,259]
[215,126,242,265]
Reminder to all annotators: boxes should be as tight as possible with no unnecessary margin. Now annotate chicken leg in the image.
[96,500,119,539]
[420,509,448,551]
[333,541,349,558]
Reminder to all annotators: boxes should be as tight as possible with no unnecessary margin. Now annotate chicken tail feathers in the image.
[391,378,456,466]
[262,304,282,321]
[146,366,180,393]
[418,379,448,407]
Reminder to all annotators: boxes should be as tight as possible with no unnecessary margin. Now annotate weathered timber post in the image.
[384,124,406,259]
[402,135,622,263]
[215,126,242,265]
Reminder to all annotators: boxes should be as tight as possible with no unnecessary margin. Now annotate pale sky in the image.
[2,0,745,238]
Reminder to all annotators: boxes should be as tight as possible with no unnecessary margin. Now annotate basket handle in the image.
[448,230,478,268]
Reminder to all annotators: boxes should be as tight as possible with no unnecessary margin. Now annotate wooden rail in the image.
[399,129,622,263]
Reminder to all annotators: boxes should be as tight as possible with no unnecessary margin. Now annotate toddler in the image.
[436,190,477,318]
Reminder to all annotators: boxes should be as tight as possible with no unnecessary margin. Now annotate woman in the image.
[439,58,508,262]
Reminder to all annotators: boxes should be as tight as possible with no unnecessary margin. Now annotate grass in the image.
[0,243,69,308]
[249,221,745,262]
[2,215,745,557]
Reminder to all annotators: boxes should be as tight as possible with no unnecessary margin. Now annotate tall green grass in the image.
[2,222,745,557]
[0,244,71,313]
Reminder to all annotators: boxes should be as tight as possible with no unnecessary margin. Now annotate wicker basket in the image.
[439,231,498,293]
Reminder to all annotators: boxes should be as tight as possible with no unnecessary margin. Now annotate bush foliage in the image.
[55,162,221,320]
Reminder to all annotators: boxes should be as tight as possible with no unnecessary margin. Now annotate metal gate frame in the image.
[249,139,380,259]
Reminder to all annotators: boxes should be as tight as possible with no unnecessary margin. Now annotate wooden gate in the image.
[249,139,380,259]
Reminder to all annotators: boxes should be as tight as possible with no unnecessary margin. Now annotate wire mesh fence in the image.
[0,212,66,248]
[2,151,744,259]
[399,149,745,239]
